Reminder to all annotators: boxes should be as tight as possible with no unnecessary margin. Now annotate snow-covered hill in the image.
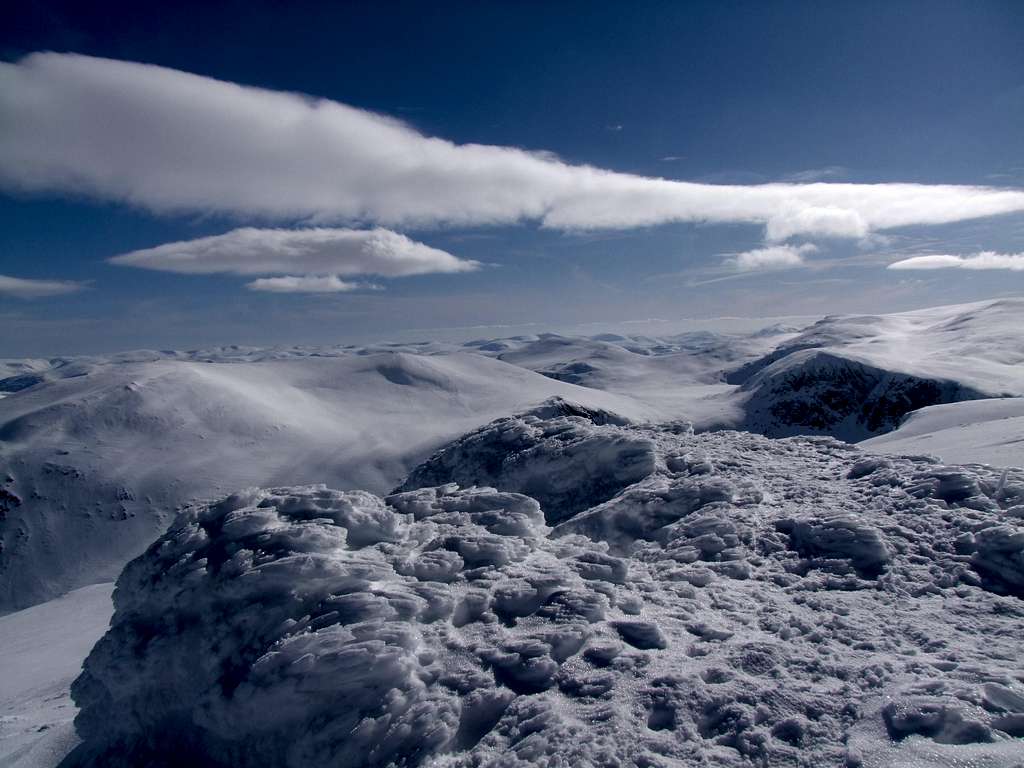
[729,299,1024,440]
[4,299,1024,612]
[464,329,792,426]
[0,353,652,611]
[65,411,1024,768]
[4,299,1023,614]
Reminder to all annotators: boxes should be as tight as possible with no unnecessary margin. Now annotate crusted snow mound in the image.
[396,399,653,524]
[71,416,1024,767]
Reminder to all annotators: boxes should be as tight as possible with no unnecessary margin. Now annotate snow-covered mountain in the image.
[728,298,1024,440]
[3,299,1023,613]
[64,410,1024,768]
[0,353,651,611]
[464,328,792,425]
[2,299,1024,768]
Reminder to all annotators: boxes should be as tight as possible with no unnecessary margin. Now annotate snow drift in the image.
[68,413,1024,767]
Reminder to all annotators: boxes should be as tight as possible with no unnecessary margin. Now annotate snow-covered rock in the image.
[69,416,1024,767]
[396,400,655,524]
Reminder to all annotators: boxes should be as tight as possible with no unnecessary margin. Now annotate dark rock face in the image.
[0,373,45,393]
[739,350,990,440]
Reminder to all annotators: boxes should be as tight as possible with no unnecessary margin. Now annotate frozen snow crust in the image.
[71,412,1024,767]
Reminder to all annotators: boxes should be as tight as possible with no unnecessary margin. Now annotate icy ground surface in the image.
[68,411,1024,767]
[0,583,113,768]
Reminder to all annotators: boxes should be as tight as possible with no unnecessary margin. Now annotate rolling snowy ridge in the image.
[0,354,650,611]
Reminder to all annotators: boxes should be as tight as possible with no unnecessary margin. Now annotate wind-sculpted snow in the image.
[71,415,1024,767]
[862,398,1024,469]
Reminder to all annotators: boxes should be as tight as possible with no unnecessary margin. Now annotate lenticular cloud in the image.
[888,252,1024,271]
[0,273,86,298]
[3,53,1024,240]
[108,227,478,277]
[727,243,816,271]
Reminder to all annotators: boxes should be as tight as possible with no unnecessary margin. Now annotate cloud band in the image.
[3,53,1024,241]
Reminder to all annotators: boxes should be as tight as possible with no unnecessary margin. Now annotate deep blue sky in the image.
[2,0,1023,355]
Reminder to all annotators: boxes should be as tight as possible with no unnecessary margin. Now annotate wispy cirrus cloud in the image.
[887,251,1024,271]
[3,53,1024,241]
[245,275,380,293]
[726,243,817,271]
[109,227,478,277]
[781,166,849,183]
[0,274,86,298]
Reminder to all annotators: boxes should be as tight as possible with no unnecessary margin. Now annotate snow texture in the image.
[863,398,1024,469]
[0,352,650,611]
[69,413,1024,767]
[0,583,114,768]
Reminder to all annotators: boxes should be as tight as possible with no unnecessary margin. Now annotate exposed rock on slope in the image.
[738,349,989,440]
[728,299,1024,440]
[69,415,1024,768]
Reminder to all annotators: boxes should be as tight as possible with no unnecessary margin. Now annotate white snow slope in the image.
[0,352,652,612]
[65,411,1024,767]
[464,328,793,427]
[0,583,114,768]
[863,398,1024,469]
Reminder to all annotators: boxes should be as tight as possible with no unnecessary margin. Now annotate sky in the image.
[1,0,1023,356]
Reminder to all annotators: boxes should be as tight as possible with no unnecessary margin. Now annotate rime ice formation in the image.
[69,412,1024,768]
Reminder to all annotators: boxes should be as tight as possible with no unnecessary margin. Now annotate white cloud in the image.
[2,53,1024,240]
[887,252,1024,271]
[245,275,378,293]
[727,243,817,271]
[0,274,85,298]
[764,205,867,241]
[109,227,478,277]
[782,166,849,183]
